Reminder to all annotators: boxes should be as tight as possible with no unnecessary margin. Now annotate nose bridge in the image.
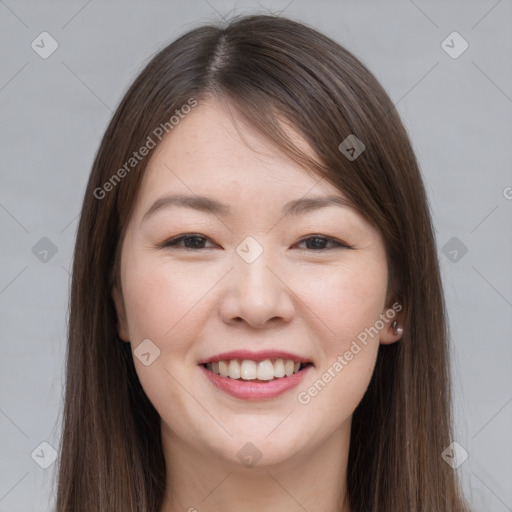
[220,236,295,327]
[236,247,275,293]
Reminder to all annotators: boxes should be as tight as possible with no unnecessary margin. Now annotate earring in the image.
[391,320,404,338]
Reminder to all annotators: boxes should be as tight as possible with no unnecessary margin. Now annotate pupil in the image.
[309,238,325,249]
[187,236,204,248]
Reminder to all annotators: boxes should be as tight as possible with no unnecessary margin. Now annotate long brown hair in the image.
[56,14,470,511]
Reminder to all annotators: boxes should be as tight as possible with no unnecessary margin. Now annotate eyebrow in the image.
[141,193,353,223]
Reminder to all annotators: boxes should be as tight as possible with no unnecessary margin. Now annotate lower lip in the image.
[200,365,312,400]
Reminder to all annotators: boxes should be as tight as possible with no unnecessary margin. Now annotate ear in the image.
[112,285,130,342]
[379,301,404,345]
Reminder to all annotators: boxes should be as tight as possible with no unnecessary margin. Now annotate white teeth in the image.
[219,360,229,377]
[274,359,285,378]
[284,359,294,377]
[257,359,275,381]
[241,360,257,380]
[205,358,307,380]
[228,360,241,379]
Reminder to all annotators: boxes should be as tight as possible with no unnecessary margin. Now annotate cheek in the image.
[120,257,209,408]
[291,257,387,415]
[294,257,389,346]
[121,256,202,346]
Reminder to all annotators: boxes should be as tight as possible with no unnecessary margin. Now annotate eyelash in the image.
[161,234,353,251]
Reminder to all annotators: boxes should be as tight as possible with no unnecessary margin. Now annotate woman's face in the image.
[113,97,400,469]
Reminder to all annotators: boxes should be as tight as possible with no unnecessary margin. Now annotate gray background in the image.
[1,0,511,510]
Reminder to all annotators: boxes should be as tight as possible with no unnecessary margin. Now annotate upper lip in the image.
[198,350,313,365]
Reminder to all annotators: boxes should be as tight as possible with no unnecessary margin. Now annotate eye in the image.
[161,234,217,250]
[295,236,352,251]
[160,234,352,251]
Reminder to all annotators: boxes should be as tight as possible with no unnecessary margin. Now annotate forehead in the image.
[133,98,344,216]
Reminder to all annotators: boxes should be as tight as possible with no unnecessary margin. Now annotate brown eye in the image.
[296,236,351,250]
[163,234,216,250]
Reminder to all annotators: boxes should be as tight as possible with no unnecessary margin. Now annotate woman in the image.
[56,14,471,512]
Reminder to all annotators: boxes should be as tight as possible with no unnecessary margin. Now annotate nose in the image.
[218,252,296,329]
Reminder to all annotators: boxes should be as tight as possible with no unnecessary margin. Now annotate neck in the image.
[159,422,352,512]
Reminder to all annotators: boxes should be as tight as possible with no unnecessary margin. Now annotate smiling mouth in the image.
[202,359,313,382]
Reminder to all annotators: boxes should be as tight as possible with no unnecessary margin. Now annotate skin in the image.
[112,97,403,512]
